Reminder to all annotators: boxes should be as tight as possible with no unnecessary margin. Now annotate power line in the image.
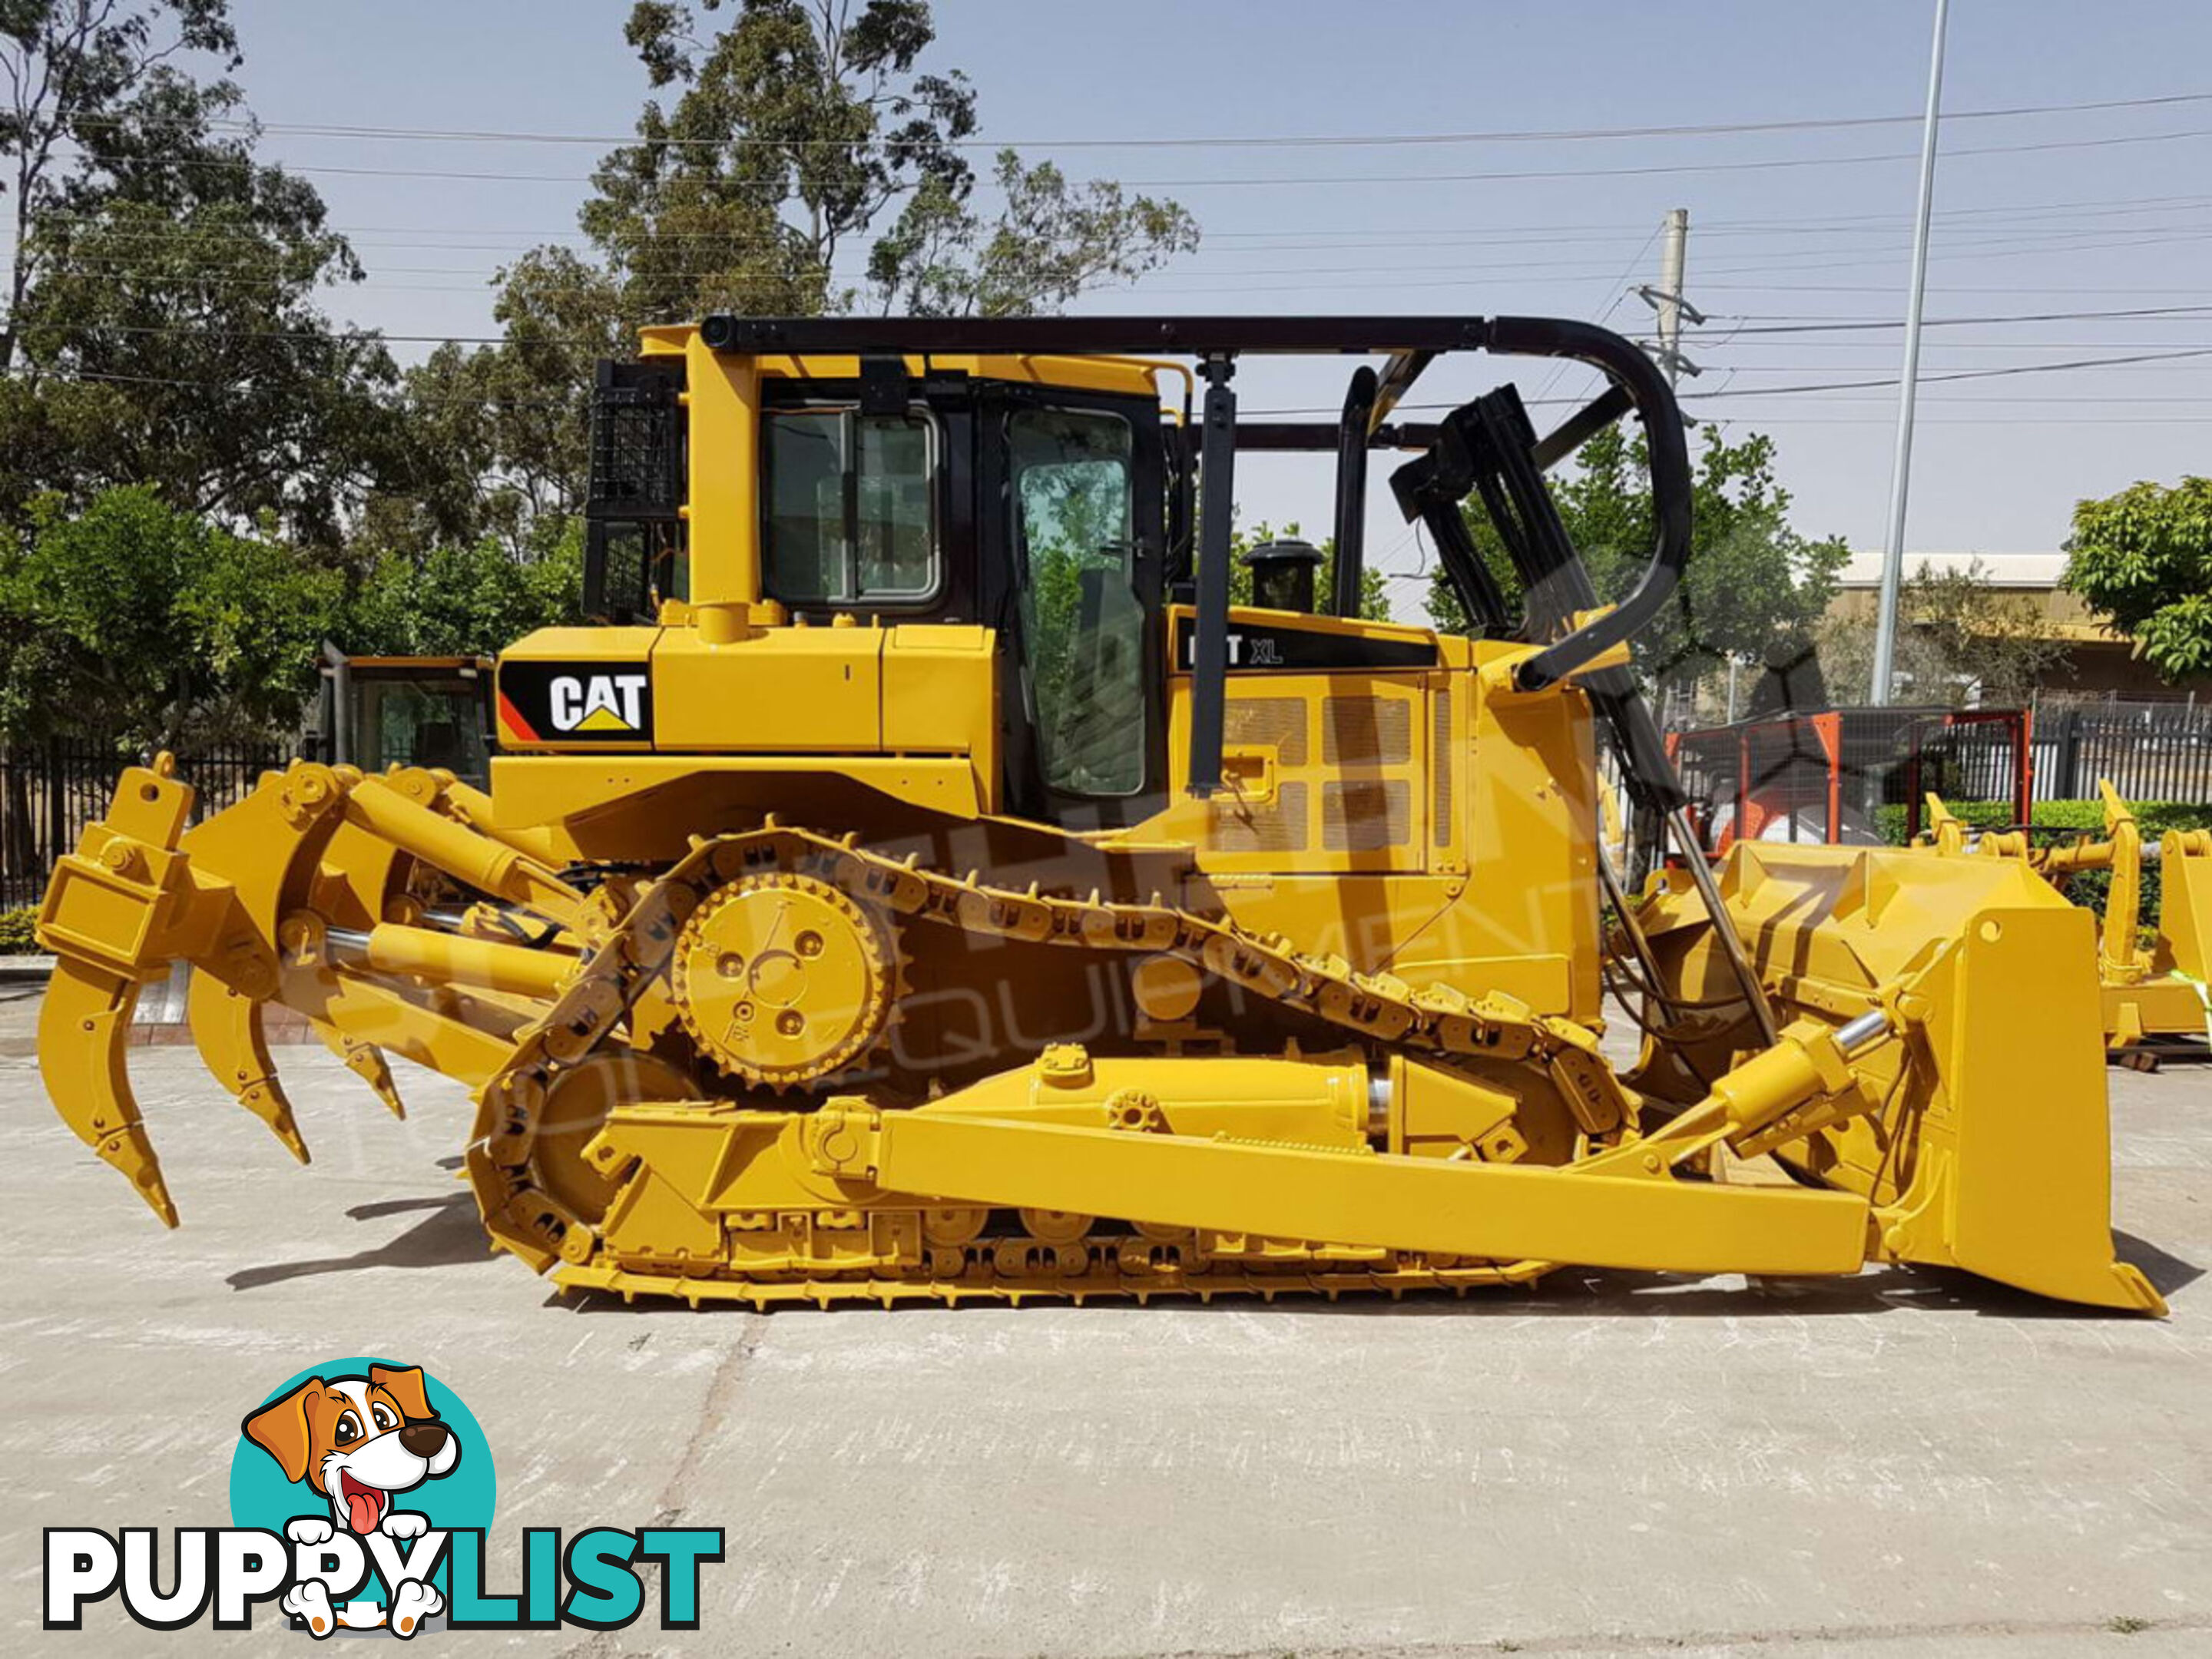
[10,364,578,408]
[1524,221,1664,422]
[1244,345,2212,419]
[1101,124,2212,187]
[27,305,2212,359]
[32,213,2208,283]
[12,190,2209,256]
[31,350,2212,428]
[1699,413,2212,425]
[1621,339,2212,350]
[1689,346,2212,398]
[1726,303,2212,332]
[65,120,2212,190]
[71,88,2212,152]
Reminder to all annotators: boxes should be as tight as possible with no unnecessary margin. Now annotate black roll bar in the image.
[1483,317,1693,692]
[1187,356,1239,796]
[1331,366,1379,618]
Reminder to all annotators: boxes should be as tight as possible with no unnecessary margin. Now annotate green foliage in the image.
[0,3,418,546]
[1426,422,1846,693]
[0,4,241,341]
[2064,475,2212,681]
[0,485,341,750]
[0,904,39,954]
[343,520,587,659]
[615,0,975,312]
[0,485,583,749]
[1823,557,2072,707]
[406,2,1197,553]
[0,2,1195,760]
[1875,796,2212,846]
[394,252,633,553]
[869,150,1197,317]
[594,0,1193,323]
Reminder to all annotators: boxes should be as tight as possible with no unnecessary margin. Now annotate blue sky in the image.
[218,0,2212,603]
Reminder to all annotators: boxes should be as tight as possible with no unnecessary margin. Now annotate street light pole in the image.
[1869,0,1951,706]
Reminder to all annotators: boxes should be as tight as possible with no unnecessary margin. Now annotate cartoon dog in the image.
[243,1363,459,1637]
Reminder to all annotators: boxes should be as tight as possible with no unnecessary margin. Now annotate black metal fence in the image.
[2034,702,2212,803]
[0,737,293,911]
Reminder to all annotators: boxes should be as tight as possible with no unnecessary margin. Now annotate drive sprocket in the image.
[669,869,898,1088]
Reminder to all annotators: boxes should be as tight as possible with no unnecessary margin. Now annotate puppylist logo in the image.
[43,1356,723,1639]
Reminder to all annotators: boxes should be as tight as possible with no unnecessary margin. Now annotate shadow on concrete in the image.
[2114,1228,2204,1298]
[1203,1258,2199,1323]
[227,1191,486,1291]
[544,1250,2198,1322]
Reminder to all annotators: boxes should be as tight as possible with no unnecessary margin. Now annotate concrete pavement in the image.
[2,984,2207,1657]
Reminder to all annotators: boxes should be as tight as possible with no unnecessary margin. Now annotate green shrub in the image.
[0,904,41,954]
[1872,799,2212,924]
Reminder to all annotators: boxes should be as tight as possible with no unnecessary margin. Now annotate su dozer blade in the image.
[34,313,2163,1316]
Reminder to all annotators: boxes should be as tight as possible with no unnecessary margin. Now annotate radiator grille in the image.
[1323,696,1412,767]
[1323,780,1409,852]
[1432,690,1452,848]
[1214,782,1309,853]
[1225,697,1309,765]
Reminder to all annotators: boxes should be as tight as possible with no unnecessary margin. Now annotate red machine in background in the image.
[1667,707,2032,854]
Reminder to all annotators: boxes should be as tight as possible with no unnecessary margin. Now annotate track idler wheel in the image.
[529,1051,699,1223]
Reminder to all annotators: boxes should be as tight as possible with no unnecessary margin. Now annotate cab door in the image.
[980,384,1169,831]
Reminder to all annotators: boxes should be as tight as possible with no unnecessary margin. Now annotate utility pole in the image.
[1638,209,1701,387]
[1653,207,1727,724]
[1630,211,1704,878]
[1637,211,1705,727]
[1657,207,1688,386]
[1869,0,1952,705]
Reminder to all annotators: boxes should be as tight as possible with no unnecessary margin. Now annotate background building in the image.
[1828,551,2203,701]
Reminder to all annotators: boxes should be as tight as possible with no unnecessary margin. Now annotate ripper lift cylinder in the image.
[339,922,578,1001]
[341,778,581,921]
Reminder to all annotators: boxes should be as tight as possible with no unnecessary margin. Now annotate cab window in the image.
[1009,406,1146,798]
[763,407,939,605]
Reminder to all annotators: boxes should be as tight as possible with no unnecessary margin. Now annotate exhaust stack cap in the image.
[1242,537,1325,614]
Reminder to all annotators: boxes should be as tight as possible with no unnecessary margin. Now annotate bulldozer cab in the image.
[753,371,1172,828]
[583,340,1177,829]
[574,316,1696,845]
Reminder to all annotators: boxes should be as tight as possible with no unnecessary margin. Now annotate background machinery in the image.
[34,314,2162,1313]
[312,647,495,792]
[1922,781,2212,1065]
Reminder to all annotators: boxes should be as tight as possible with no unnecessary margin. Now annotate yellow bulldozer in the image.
[34,314,2163,1314]
[1924,781,2212,1064]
